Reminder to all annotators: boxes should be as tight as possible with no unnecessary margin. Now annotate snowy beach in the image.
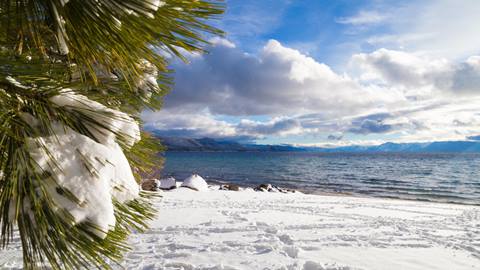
[1,183,479,270]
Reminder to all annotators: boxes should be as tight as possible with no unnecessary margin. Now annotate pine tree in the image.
[0,0,224,269]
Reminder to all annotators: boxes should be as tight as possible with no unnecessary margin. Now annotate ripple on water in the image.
[162,152,480,205]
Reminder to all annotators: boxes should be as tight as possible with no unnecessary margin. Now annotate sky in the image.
[143,0,480,146]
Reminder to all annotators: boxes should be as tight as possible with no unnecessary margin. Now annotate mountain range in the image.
[157,136,480,153]
[158,137,301,152]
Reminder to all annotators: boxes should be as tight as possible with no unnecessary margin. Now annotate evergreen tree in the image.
[0,0,224,269]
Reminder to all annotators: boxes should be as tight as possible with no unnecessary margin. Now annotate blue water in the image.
[161,152,480,205]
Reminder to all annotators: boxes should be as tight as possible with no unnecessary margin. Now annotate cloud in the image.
[451,56,480,93]
[236,118,304,137]
[164,39,404,117]
[352,49,480,95]
[144,112,317,141]
[144,39,480,144]
[352,49,450,88]
[327,134,343,141]
[336,10,389,26]
[143,111,238,139]
[360,0,480,59]
[467,135,480,141]
[348,113,394,134]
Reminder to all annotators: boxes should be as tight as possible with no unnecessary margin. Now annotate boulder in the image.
[254,183,296,193]
[220,184,240,191]
[254,184,272,192]
[159,176,176,190]
[141,179,160,191]
[181,174,209,191]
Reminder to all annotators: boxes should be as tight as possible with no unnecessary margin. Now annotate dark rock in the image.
[160,186,177,191]
[141,179,159,191]
[220,184,240,191]
[254,183,296,193]
[254,184,272,192]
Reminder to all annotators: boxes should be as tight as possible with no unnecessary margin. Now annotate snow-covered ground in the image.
[1,186,479,269]
[124,187,480,270]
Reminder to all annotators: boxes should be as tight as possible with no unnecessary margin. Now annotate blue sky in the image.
[217,0,396,66]
[143,0,480,146]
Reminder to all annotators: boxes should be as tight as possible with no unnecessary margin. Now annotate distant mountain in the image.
[312,141,480,153]
[157,136,480,153]
[158,136,304,152]
[159,137,245,151]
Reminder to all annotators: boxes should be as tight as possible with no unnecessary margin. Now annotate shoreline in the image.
[186,178,480,207]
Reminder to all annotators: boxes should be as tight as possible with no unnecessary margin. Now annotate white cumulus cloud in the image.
[144,39,480,144]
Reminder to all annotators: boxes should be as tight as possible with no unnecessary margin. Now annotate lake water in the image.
[162,152,480,205]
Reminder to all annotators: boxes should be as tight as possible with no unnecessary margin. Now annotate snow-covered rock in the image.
[181,174,209,191]
[159,177,176,190]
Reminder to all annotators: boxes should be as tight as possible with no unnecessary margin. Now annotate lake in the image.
[162,152,480,205]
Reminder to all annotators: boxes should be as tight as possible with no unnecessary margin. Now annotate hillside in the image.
[157,136,480,153]
[159,137,303,152]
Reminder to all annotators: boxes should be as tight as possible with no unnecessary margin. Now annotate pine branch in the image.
[0,0,225,268]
